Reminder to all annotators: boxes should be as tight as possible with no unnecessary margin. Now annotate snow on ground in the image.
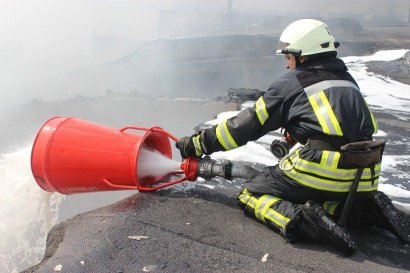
[211,141,278,166]
[342,49,410,112]
[342,49,409,63]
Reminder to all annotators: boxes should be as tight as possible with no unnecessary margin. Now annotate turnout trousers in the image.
[237,165,370,241]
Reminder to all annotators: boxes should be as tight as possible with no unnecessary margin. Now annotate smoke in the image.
[227,0,234,12]
[1,0,409,107]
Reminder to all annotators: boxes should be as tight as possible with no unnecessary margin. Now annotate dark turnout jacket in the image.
[194,57,380,194]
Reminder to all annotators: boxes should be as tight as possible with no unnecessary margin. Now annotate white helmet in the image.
[276,19,339,56]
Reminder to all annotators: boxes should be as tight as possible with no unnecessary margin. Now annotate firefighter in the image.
[176,19,410,253]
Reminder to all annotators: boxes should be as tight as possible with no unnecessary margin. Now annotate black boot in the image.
[290,200,357,254]
[366,191,410,244]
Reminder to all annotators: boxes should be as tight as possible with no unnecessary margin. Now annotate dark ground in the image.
[367,51,410,85]
[23,108,410,273]
[23,187,409,273]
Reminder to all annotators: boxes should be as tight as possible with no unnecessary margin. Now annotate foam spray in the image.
[137,147,181,179]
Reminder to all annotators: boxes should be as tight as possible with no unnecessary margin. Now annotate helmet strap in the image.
[295,56,307,67]
[295,57,301,67]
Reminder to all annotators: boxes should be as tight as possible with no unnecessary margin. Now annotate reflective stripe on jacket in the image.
[280,148,380,193]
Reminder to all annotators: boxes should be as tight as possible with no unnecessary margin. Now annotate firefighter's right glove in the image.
[176,136,197,159]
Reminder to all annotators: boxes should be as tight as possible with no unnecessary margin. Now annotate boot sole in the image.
[304,202,357,254]
[374,192,410,244]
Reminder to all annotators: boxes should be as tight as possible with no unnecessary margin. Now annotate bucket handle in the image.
[103,171,189,192]
[119,126,179,141]
[102,179,139,190]
[102,126,191,192]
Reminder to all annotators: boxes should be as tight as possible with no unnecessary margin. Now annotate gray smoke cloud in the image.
[227,0,234,12]
[0,0,408,107]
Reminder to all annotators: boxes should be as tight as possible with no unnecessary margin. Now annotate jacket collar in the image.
[298,57,347,71]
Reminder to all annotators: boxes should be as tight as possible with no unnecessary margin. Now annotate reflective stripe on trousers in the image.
[323,201,340,215]
[238,189,291,231]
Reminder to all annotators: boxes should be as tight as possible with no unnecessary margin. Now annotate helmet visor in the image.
[276,40,290,55]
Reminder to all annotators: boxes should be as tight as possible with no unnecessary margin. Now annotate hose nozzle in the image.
[270,139,291,159]
[180,156,231,181]
[181,156,259,181]
[197,156,232,180]
[180,157,199,181]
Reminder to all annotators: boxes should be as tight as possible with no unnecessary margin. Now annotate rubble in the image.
[219,88,265,104]
[367,51,410,85]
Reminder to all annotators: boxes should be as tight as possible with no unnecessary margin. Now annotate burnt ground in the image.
[359,25,410,85]
[22,188,410,273]
[23,109,410,273]
[367,51,410,85]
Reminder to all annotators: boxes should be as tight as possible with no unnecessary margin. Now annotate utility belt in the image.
[307,136,387,226]
[307,135,350,151]
[279,136,385,193]
[307,135,386,169]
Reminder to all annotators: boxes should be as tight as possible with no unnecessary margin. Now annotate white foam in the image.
[373,129,387,137]
[0,147,63,273]
[204,111,240,126]
[211,141,278,166]
[379,184,410,198]
[343,49,410,112]
[137,147,181,179]
[241,101,256,109]
[342,49,409,62]
[381,155,410,172]
[392,201,410,213]
[199,184,216,190]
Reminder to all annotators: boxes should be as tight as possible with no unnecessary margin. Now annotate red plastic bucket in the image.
[31,117,189,194]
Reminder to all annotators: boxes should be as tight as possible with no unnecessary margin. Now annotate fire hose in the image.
[181,156,259,182]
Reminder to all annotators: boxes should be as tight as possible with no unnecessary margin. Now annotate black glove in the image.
[176,136,197,159]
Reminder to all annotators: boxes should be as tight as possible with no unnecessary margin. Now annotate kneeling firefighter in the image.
[176,19,410,253]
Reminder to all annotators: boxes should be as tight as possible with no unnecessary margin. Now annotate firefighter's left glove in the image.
[176,136,198,159]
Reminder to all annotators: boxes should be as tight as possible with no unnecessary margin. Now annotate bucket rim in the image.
[130,126,174,190]
[31,116,72,192]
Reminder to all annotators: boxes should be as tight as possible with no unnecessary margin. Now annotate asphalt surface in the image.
[22,105,410,273]
[24,187,409,273]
